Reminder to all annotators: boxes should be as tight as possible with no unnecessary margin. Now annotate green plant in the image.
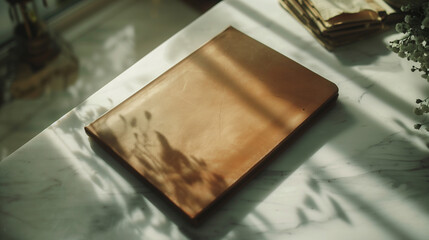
[388,2,429,131]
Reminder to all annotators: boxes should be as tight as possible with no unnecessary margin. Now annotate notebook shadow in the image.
[88,101,351,240]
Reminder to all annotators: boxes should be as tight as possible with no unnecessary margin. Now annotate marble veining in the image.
[1,0,429,239]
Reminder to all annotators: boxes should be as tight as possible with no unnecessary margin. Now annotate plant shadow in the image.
[87,100,350,239]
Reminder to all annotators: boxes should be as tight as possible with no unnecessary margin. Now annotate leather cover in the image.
[85,27,338,221]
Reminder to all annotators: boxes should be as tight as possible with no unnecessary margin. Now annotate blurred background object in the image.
[0,0,219,161]
[3,0,78,100]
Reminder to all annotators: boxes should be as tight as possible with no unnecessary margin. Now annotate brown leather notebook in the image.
[85,27,338,221]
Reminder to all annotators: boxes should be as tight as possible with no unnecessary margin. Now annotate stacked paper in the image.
[279,0,402,50]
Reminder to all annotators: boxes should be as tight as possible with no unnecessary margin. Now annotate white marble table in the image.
[1,0,429,239]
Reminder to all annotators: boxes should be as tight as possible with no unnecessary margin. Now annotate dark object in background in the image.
[6,0,59,69]
[2,0,78,100]
[181,0,220,13]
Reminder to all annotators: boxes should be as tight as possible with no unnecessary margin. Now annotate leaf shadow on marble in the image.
[60,4,429,239]
[302,116,429,239]
[224,2,429,238]
[394,119,429,149]
[307,177,321,194]
[296,207,310,226]
[382,120,429,195]
[328,196,351,224]
[291,178,353,228]
[0,104,155,239]
[303,194,320,211]
[92,109,230,221]
[151,31,347,237]
[178,102,348,239]
[55,106,159,239]
[81,106,263,239]
[37,74,350,240]
[48,61,295,239]
[84,23,345,238]
[182,112,345,239]
[58,8,427,239]
[224,0,417,122]
[325,28,429,240]
[82,97,348,240]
